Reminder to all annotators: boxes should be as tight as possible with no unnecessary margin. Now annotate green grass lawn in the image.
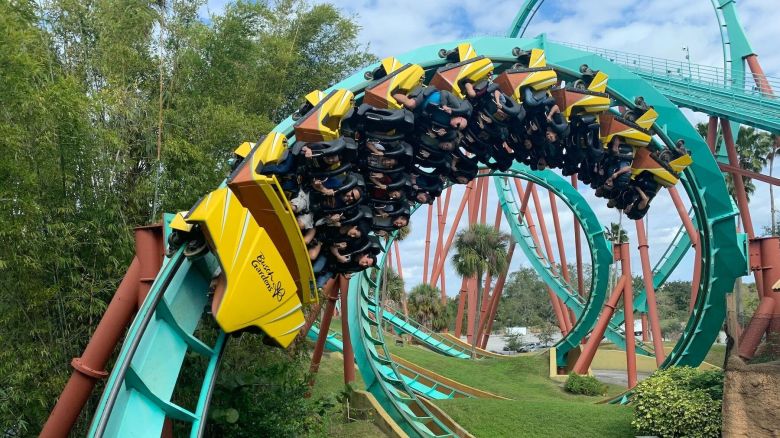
[387,343,635,437]
[307,351,386,437]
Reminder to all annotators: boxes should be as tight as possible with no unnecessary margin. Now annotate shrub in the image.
[564,373,606,396]
[632,366,723,437]
[505,334,522,351]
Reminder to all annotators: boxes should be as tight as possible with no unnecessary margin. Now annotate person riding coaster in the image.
[613,170,661,220]
[410,166,446,196]
[367,170,410,201]
[310,172,365,213]
[291,137,358,172]
[493,48,558,109]
[431,43,495,101]
[595,136,635,200]
[360,140,413,170]
[329,235,382,274]
[363,57,425,110]
[340,103,416,142]
[372,201,411,231]
[447,148,479,184]
[414,138,455,169]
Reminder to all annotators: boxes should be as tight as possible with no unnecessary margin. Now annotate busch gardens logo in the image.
[250,252,285,302]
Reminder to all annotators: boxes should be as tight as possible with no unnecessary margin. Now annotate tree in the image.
[695,122,771,202]
[381,267,405,309]
[604,222,629,243]
[452,224,510,358]
[537,320,557,346]
[0,1,374,433]
[407,284,448,331]
[495,267,559,329]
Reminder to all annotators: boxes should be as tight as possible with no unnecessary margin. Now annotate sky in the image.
[204,0,778,295]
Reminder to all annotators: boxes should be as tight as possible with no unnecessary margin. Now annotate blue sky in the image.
[204,0,777,294]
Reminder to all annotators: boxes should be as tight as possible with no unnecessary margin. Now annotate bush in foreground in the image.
[564,373,606,396]
[632,366,723,437]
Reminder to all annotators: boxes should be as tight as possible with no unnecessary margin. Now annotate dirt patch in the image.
[722,355,780,437]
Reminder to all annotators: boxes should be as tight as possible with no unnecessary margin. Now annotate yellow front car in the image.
[185,187,305,348]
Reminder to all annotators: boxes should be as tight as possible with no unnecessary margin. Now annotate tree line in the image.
[0,1,373,435]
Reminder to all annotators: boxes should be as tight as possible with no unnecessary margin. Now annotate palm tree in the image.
[605,222,628,243]
[383,225,411,318]
[381,268,405,307]
[725,126,771,202]
[407,283,448,331]
[695,122,772,202]
[452,223,510,358]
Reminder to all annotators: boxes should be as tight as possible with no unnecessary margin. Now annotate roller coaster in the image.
[42,1,780,437]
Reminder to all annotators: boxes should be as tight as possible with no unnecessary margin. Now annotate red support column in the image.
[338,275,355,384]
[738,297,776,360]
[745,54,775,95]
[440,267,447,301]
[43,224,164,437]
[573,274,627,375]
[431,184,472,285]
[531,185,572,332]
[394,241,409,317]
[423,204,433,284]
[514,179,569,334]
[722,119,765,295]
[42,259,141,437]
[300,276,333,337]
[309,279,339,385]
[134,225,164,306]
[721,120,756,238]
[480,241,516,348]
[549,190,576,325]
[620,243,638,389]
[635,219,666,365]
[432,189,451,292]
[754,237,780,331]
[668,186,702,312]
[467,175,485,344]
[519,181,534,216]
[479,174,489,224]
[571,175,585,298]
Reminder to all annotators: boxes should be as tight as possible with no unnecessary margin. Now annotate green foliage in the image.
[381,267,406,306]
[494,266,579,329]
[505,334,522,351]
[695,122,772,201]
[452,224,510,280]
[632,367,724,437]
[407,283,449,331]
[604,222,628,243]
[203,335,330,437]
[0,0,372,434]
[564,373,606,396]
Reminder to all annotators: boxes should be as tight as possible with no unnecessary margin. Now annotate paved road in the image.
[592,369,651,387]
